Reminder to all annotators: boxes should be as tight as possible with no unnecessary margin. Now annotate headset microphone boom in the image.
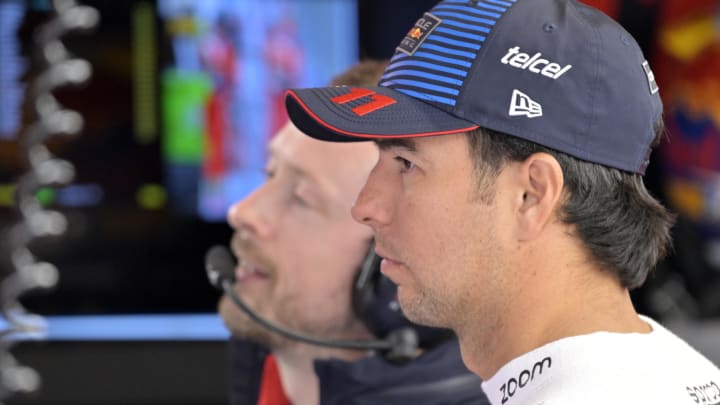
[204,245,419,362]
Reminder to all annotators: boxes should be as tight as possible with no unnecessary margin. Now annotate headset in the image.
[205,244,452,362]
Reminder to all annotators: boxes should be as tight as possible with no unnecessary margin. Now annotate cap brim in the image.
[285,85,479,142]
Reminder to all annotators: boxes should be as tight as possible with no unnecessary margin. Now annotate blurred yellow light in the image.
[136,183,167,210]
[0,184,16,207]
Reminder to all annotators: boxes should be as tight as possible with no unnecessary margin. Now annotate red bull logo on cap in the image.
[397,12,442,56]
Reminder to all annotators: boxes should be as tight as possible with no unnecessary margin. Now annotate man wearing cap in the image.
[285,0,720,403]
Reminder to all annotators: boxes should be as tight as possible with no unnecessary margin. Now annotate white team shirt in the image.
[481,316,720,405]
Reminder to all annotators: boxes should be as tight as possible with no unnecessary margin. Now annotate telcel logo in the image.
[501,46,572,79]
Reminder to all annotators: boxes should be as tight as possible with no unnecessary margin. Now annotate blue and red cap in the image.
[285,0,664,174]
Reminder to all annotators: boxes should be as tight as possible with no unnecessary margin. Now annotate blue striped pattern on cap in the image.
[380,0,517,108]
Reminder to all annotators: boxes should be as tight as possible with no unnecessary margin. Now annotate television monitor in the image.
[157,0,359,221]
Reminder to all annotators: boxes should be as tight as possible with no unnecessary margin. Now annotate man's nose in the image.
[351,163,393,229]
[226,186,273,239]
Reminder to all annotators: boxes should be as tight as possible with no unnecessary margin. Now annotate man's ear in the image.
[515,152,564,241]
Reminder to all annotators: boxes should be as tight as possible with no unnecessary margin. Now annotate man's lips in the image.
[231,249,272,282]
[374,246,403,264]
[379,257,404,275]
[235,261,271,283]
[375,248,404,277]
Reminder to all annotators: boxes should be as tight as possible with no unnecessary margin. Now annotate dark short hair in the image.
[466,121,675,289]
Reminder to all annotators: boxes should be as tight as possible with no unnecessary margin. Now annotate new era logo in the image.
[509,89,543,118]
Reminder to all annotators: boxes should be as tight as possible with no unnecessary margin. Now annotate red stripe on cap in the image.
[330,87,375,104]
[285,89,479,139]
[352,94,397,116]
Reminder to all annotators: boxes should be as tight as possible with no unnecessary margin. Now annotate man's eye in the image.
[264,168,275,179]
[394,156,416,172]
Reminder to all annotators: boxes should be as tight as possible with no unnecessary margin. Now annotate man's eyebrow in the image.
[373,138,418,152]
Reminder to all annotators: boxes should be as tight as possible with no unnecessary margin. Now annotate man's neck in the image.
[273,344,369,405]
[457,237,651,380]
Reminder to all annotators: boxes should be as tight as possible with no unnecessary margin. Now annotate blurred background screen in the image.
[0,0,718,335]
[0,0,358,317]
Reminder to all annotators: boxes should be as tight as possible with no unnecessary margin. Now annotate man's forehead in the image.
[268,129,322,182]
[268,124,362,190]
[272,120,376,173]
